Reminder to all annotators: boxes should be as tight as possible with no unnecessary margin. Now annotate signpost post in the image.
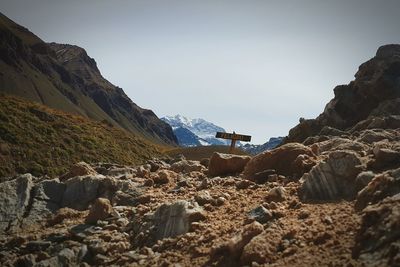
[215,131,252,153]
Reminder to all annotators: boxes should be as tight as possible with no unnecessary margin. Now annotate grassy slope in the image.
[0,95,162,177]
[165,145,248,161]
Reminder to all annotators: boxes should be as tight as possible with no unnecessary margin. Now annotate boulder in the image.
[300,150,365,201]
[85,198,113,224]
[25,179,66,223]
[151,200,206,240]
[208,153,251,177]
[60,162,97,181]
[355,168,400,211]
[61,175,133,210]
[242,143,316,182]
[0,174,34,232]
[353,194,400,266]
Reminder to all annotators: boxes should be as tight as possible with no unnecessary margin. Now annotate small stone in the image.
[198,178,212,190]
[144,178,154,187]
[322,215,333,225]
[153,170,177,184]
[136,194,151,204]
[85,198,113,224]
[195,191,214,206]
[288,199,302,209]
[236,180,254,190]
[177,179,190,187]
[265,186,287,202]
[248,206,273,224]
[298,210,310,219]
[216,197,226,206]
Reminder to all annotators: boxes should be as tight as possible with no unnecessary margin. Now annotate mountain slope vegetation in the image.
[0,95,161,177]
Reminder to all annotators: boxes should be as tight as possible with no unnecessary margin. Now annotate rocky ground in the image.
[0,123,399,266]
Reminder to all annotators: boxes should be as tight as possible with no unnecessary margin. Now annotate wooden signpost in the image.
[215,131,252,153]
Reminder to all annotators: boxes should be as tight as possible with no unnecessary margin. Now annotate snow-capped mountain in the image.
[161,115,230,147]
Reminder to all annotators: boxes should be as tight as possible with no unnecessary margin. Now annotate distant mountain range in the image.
[162,115,283,154]
[0,13,177,145]
[240,137,284,155]
[161,115,230,147]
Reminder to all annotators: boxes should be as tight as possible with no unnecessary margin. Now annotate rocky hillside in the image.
[0,95,161,177]
[0,45,399,266]
[285,44,400,144]
[0,13,177,145]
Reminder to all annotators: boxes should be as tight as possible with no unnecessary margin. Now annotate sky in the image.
[2,0,400,144]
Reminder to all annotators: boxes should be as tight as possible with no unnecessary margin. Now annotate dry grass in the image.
[0,95,162,177]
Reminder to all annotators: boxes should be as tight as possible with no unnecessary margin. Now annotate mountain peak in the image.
[162,115,229,146]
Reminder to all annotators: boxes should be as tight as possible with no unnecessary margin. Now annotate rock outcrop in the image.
[0,174,33,232]
[353,193,400,266]
[285,45,400,144]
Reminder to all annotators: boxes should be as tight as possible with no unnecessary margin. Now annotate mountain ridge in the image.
[0,12,177,145]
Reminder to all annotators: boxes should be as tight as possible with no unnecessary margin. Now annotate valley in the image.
[0,11,399,267]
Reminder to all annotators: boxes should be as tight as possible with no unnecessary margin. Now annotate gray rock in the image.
[0,174,34,232]
[62,175,104,210]
[248,206,273,224]
[151,200,206,240]
[300,150,365,201]
[61,175,135,210]
[25,179,66,223]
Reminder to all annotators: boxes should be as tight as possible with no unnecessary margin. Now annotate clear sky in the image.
[2,0,400,144]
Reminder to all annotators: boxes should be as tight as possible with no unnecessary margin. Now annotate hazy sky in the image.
[2,1,400,144]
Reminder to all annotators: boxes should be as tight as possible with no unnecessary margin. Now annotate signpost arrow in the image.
[215,131,252,153]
